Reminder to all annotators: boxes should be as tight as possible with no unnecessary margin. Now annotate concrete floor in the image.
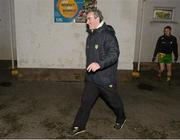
[0,69,180,139]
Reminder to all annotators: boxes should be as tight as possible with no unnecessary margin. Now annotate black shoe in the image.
[71,127,86,136]
[114,119,126,129]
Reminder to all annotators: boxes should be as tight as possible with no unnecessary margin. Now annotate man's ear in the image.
[96,17,101,22]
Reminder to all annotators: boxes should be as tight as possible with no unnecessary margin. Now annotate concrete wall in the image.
[135,0,180,63]
[14,0,138,70]
[98,0,138,69]
[0,0,12,60]
[14,0,87,69]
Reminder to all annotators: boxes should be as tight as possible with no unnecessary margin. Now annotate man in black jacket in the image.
[152,26,178,82]
[71,8,126,136]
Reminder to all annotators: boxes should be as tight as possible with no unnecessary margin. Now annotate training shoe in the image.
[166,76,171,82]
[114,118,126,129]
[71,127,86,136]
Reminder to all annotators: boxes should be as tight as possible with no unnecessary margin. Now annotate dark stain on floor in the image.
[0,113,23,137]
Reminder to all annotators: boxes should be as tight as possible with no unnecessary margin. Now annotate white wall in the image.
[98,0,138,69]
[14,0,138,69]
[14,0,86,69]
[135,0,180,62]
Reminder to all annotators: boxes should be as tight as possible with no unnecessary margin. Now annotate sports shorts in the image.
[158,53,172,64]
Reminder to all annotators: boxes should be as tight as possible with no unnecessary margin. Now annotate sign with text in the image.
[54,0,97,23]
[54,0,84,23]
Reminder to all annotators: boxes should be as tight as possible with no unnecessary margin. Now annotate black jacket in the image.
[85,23,120,87]
[153,35,178,60]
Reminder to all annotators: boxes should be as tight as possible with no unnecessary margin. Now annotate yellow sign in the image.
[57,0,78,18]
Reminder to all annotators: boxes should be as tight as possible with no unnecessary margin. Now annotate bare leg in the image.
[166,63,172,81]
[158,63,165,77]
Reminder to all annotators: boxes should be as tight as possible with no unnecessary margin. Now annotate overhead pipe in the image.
[9,0,18,76]
[132,0,146,78]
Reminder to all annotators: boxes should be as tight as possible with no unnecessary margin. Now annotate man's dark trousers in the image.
[73,82,125,129]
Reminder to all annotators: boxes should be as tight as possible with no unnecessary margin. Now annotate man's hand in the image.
[174,58,178,63]
[87,62,100,72]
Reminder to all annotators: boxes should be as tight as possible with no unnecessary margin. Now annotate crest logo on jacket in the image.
[95,44,99,49]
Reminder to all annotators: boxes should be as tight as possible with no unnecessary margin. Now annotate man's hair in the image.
[164,26,172,31]
[86,7,104,22]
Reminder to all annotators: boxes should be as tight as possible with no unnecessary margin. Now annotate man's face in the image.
[164,28,171,36]
[86,12,100,30]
